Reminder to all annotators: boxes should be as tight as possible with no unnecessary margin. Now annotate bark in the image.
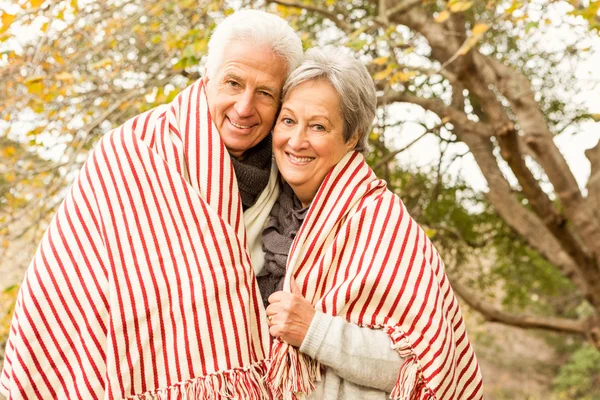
[474,55,600,259]
[452,280,588,336]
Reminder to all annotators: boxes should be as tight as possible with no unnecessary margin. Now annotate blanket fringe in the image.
[387,327,432,400]
[128,360,270,399]
[266,339,321,400]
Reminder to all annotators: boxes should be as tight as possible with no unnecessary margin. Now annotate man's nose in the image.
[234,90,256,118]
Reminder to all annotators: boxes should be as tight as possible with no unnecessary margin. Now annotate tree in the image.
[1,0,599,367]
[258,0,600,349]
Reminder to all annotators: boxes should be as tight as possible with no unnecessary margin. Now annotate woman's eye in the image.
[282,117,294,125]
[312,124,325,131]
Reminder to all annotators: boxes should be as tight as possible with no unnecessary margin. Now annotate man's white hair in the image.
[205,10,303,79]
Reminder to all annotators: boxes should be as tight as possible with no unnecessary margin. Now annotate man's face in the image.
[203,41,288,159]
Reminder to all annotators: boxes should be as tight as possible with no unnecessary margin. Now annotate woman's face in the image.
[273,79,357,206]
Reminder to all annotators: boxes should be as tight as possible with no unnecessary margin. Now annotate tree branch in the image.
[385,0,422,19]
[452,280,587,335]
[379,91,494,138]
[267,0,352,31]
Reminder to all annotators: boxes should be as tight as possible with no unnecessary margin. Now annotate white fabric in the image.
[244,161,280,276]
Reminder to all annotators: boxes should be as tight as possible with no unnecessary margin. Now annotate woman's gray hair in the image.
[282,47,377,153]
[205,10,303,79]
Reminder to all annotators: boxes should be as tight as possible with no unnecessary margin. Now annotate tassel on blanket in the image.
[267,339,322,400]
[387,327,432,400]
[130,360,270,399]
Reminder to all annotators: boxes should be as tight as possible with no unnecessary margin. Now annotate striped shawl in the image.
[267,151,484,400]
[0,80,272,399]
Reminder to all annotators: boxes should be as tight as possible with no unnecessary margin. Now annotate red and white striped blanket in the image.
[267,151,484,400]
[0,80,272,399]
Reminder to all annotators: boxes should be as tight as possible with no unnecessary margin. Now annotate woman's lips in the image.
[286,152,315,165]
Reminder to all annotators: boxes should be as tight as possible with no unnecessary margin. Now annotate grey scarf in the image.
[258,182,308,308]
[231,135,272,210]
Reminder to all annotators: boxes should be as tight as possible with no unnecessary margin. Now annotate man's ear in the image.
[202,68,210,85]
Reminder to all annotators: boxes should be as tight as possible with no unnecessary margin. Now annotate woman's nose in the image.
[287,127,308,149]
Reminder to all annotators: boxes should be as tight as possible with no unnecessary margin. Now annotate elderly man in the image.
[0,10,302,399]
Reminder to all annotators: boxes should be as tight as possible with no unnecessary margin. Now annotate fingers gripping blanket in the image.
[267,152,484,400]
[0,80,272,399]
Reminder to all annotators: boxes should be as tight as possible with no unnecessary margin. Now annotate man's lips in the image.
[227,117,256,130]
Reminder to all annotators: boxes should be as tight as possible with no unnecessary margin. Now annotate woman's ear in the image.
[346,132,360,151]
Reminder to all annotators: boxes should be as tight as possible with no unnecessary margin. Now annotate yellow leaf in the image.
[41,22,49,32]
[3,113,10,121]
[374,65,394,81]
[25,76,45,95]
[390,71,417,84]
[435,10,451,23]
[90,58,113,69]
[3,146,16,158]
[29,0,45,8]
[472,23,489,35]
[449,1,473,12]
[458,37,479,55]
[372,56,389,66]
[425,228,437,239]
[592,114,600,122]
[55,71,73,81]
[1,13,16,33]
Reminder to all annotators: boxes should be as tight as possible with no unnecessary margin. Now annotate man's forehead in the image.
[220,65,284,93]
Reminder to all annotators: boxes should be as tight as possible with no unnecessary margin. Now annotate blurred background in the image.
[1,0,599,398]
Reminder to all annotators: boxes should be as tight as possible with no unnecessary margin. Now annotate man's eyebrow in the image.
[223,72,243,82]
[257,85,279,95]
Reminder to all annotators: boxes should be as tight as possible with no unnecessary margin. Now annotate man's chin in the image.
[222,134,268,158]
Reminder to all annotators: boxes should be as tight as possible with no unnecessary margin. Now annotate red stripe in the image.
[455,352,478,399]
[109,131,155,393]
[147,151,198,379]
[127,133,182,384]
[371,200,406,321]
[345,198,387,321]
[310,169,372,303]
[86,153,126,397]
[16,290,56,397]
[29,259,83,398]
[63,198,109,331]
[162,163,208,376]
[357,196,399,325]
[96,138,138,395]
[69,193,109,307]
[293,159,365,294]
[53,214,107,365]
[11,368,30,400]
[41,233,98,397]
[330,208,365,316]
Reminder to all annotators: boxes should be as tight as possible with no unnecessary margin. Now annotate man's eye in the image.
[259,90,274,98]
[227,80,240,88]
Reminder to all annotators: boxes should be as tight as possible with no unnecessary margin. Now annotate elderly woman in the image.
[259,47,484,400]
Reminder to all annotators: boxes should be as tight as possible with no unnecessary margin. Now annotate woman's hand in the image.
[266,279,316,347]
